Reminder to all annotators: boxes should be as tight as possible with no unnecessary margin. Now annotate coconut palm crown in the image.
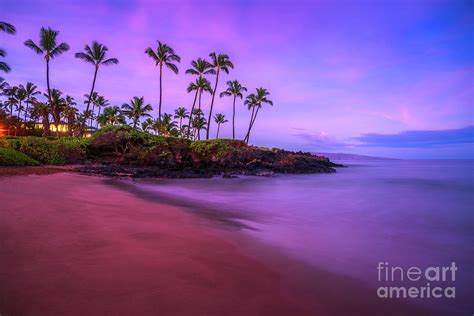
[206,52,234,139]
[219,80,247,139]
[145,41,181,122]
[75,41,118,134]
[24,27,70,103]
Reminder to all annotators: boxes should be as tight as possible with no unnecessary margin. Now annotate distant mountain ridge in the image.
[313,152,398,161]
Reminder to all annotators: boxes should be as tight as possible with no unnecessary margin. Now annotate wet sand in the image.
[0,170,439,315]
[0,171,308,315]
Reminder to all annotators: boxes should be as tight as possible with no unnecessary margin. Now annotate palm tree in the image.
[213,113,228,139]
[24,27,70,106]
[0,21,16,73]
[63,97,78,136]
[173,107,189,131]
[186,77,212,136]
[161,113,178,136]
[75,41,118,135]
[145,41,180,123]
[192,111,207,141]
[185,58,214,136]
[84,91,99,127]
[219,80,247,139]
[22,82,40,122]
[206,52,233,140]
[141,117,154,133]
[48,89,66,137]
[94,95,109,127]
[15,86,27,118]
[121,96,153,128]
[97,106,125,127]
[4,86,18,116]
[244,88,273,143]
[31,100,50,136]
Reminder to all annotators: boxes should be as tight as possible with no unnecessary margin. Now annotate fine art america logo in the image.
[376,262,457,299]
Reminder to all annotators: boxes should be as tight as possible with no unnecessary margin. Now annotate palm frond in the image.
[165,62,179,74]
[50,42,70,58]
[0,22,16,34]
[24,39,43,54]
[0,61,11,73]
[102,58,119,65]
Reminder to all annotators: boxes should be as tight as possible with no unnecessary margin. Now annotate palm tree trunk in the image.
[245,106,260,143]
[17,101,21,118]
[244,106,256,143]
[206,68,220,140]
[46,59,51,103]
[216,123,220,139]
[96,107,101,128]
[158,63,163,125]
[198,89,202,111]
[24,97,29,122]
[187,90,199,137]
[80,66,99,136]
[232,95,236,139]
[90,103,96,128]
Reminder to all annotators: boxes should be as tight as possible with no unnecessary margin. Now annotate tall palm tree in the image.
[75,41,118,134]
[244,88,273,143]
[219,80,247,139]
[22,82,40,122]
[0,21,16,73]
[121,96,153,128]
[24,27,70,106]
[213,113,228,139]
[173,107,189,131]
[97,106,125,127]
[185,58,214,136]
[206,52,233,140]
[145,41,180,123]
[186,77,212,136]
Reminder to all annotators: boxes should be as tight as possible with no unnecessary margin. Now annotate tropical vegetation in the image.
[0,23,274,144]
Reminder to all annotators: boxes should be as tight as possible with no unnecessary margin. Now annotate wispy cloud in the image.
[353,126,474,148]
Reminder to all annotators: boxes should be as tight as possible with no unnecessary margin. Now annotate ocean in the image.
[127,160,474,314]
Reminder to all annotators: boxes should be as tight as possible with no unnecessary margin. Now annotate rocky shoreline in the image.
[1,126,343,178]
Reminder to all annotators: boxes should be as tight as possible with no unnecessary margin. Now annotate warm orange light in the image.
[34,123,69,132]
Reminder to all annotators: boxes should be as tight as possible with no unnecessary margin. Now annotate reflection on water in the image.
[130,160,474,314]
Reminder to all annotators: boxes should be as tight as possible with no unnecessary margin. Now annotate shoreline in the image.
[0,170,441,315]
[0,171,310,315]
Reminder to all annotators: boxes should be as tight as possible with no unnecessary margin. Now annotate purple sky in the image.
[2,0,473,158]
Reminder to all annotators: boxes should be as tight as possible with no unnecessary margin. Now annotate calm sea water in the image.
[130,160,474,314]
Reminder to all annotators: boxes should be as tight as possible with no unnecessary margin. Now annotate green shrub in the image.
[0,147,40,166]
[190,139,247,159]
[2,137,89,165]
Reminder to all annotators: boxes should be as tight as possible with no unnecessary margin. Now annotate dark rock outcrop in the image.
[77,126,342,178]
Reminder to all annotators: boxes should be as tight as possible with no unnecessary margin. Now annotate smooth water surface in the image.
[130,160,474,313]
